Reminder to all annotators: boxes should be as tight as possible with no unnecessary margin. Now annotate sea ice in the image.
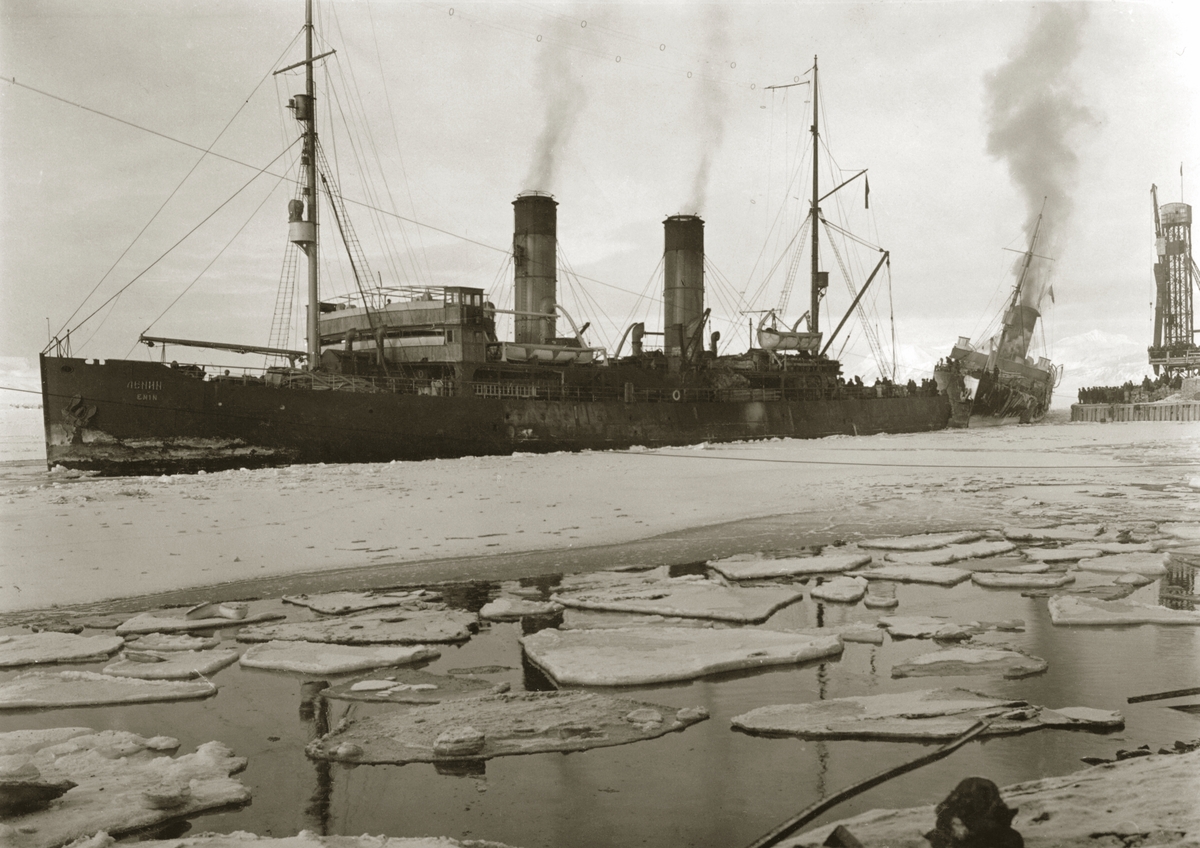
[1004,524,1105,542]
[306,690,707,764]
[847,565,972,586]
[122,633,221,652]
[1073,551,1168,576]
[236,610,477,645]
[103,648,240,680]
[239,641,439,674]
[971,572,1075,589]
[0,671,216,710]
[890,647,1048,679]
[1048,595,1200,626]
[810,576,868,603]
[116,610,284,635]
[281,590,436,615]
[0,728,249,848]
[551,576,803,623]
[83,835,521,848]
[882,540,1015,565]
[707,551,872,580]
[731,687,1121,741]
[857,531,983,551]
[0,633,124,668]
[321,668,504,703]
[478,597,563,621]
[521,627,843,686]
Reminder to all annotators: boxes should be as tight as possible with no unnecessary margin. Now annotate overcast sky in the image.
[2,0,1197,391]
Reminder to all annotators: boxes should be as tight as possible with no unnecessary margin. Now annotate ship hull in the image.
[41,355,950,475]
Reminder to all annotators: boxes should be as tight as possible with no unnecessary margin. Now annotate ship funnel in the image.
[997,303,1040,363]
[663,215,705,361]
[513,192,558,345]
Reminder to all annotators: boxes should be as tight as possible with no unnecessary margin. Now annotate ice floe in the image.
[239,641,439,674]
[550,575,803,623]
[810,576,868,603]
[890,647,1048,679]
[1004,524,1105,542]
[730,687,1121,741]
[281,590,437,615]
[102,648,240,680]
[1048,595,1200,626]
[0,633,124,668]
[847,564,972,586]
[1072,551,1168,576]
[478,597,563,621]
[882,540,1015,565]
[708,551,872,580]
[0,671,217,710]
[878,616,1023,640]
[116,610,284,635]
[321,668,505,703]
[236,610,477,645]
[122,633,221,652]
[306,690,707,764]
[971,572,1075,589]
[0,728,248,848]
[521,626,843,686]
[856,531,983,551]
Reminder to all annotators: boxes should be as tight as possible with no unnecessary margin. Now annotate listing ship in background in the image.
[39,4,950,476]
[936,212,1060,426]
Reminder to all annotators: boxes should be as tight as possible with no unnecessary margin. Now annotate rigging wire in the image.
[135,171,292,356]
[24,29,303,349]
[59,140,302,347]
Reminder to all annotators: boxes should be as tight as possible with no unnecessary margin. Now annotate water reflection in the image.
[300,680,332,835]
[1159,558,1197,611]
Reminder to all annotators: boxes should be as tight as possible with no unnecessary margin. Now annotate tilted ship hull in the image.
[937,213,1059,426]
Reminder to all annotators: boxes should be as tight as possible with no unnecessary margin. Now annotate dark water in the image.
[2,560,1198,847]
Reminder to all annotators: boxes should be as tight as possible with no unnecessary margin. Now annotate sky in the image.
[1,0,1197,401]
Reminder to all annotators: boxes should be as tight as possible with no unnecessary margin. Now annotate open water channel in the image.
[3,551,1199,848]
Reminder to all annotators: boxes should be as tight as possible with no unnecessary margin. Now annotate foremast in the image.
[996,210,1044,364]
[809,56,822,334]
[282,0,321,370]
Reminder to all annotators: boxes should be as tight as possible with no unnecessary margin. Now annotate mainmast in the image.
[809,56,821,334]
[303,0,319,370]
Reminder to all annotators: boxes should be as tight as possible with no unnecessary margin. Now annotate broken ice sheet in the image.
[551,575,803,623]
[103,836,523,848]
[521,626,843,686]
[731,688,1122,741]
[103,648,240,680]
[708,551,872,580]
[847,564,972,586]
[878,616,1023,640]
[891,647,1049,679]
[0,671,217,710]
[1048,595,1200,626]
[0,632,124,668]
[306,690,708,764]
[115,610,285,635]
[810,576,868,603]
[1004,524,1105,542]
[236,610,477,645]
[478,597,563,621]
[971,572,1075,589]
[1072,551,1168,577]
[281,590,438,615]
[882,539,1015,565]
[321,668,505,703]
[856,531,983,551]
[239,641,439,674]
[0,728,249,848]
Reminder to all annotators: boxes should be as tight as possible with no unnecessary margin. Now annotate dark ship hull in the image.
[41,354,950,475]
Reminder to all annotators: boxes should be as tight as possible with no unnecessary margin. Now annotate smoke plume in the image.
[983,5,1094,308]
[685,8,732,214]
[524,21,587,192]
